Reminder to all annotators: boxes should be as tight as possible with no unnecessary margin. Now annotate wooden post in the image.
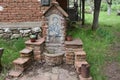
[79,0,82,19]
[0,48,4,73]
[82,0,85,25]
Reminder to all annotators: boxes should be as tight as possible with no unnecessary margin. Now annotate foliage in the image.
[0,38,26,79]
[112,4,120,11]
[67,12,120,80]
[101,3,108,11]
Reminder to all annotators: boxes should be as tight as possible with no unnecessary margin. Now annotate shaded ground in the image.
[105,62,120,80]
[7,62,78,80]
[104,31,120,80]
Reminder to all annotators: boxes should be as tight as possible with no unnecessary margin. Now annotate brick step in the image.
[74,51,86,61]
[13,57,32,71]
[20,48,33,57]
[8,69,23,78]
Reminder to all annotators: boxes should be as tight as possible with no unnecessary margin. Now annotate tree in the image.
[106,0,112,15]
[92,0,102,30]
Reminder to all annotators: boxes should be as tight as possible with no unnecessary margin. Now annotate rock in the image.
[11,34,21,39]
[0,29,4,33]
[3,33,12,39]
[51,74,59,80]
[52,67,59,74]
[20,29,31,34]
[4,28,11,33]
[11,29,19,34]
[0,34,3,38]
[32,27,41,33]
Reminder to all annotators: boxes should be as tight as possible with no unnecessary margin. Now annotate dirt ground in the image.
[6,62,79,80]
[104,31,120,80]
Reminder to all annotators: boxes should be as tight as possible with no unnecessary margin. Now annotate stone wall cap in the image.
[20,48,33,54]
[13,57,30,65]
[43,52,64,57]
[44,1,68,17]
[0,22,41,28]
[74,51,86,55]
[25,38,45,45]
[65,39,83,46]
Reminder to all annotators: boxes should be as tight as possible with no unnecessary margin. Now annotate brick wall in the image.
[0,0,44,22]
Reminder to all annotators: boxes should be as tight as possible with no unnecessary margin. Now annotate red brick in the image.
[0,1,44,22]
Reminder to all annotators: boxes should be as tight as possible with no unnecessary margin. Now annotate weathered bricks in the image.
[65,39,83,65]
[75,51,86,62]
[75,61,88,74]
[20,48,33,58]
[0,0,48,22]
[25,38,45,60]
[8,70,23,78]
[13,57,31,71]
[65,51,75,64]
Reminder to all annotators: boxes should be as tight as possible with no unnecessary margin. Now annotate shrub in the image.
[101,3,107,11]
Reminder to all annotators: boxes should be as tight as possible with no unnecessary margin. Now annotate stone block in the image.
[75,51,86,62]
[44,52,64,66]
[79,75,92,80]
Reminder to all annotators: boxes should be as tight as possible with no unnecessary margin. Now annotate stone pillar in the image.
[0,48,4,73]
[81,64,90,78]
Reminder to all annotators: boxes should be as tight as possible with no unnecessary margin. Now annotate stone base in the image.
[44,52,64,66]
[79,75,92,80]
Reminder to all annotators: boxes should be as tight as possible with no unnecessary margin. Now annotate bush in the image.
[112,5,120,11]
[101,3,107,11]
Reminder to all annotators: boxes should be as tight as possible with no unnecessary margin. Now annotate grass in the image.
[0,12,120,80]
[69,12,120,80]
[0,38,26,79]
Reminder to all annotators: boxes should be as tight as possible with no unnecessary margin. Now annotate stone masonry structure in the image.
[7,2,92,80]
[0,0,50,39]
[0,0,42,22]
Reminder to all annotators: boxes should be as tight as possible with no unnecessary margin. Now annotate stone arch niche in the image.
[43,2,68,54]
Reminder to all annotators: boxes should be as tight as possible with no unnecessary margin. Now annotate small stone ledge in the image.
[65,39,83,46]
[43,52,64,57]
[25,38,45,46]
[0,22,41,28]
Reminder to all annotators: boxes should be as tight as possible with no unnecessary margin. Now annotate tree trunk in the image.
[92,0,102,30]
[107,4,112,15]
[106,0,112,15]
[0,48,4,73]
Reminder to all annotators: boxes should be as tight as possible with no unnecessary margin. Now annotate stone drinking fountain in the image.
[7,1,92,80]
[43,2,68,66]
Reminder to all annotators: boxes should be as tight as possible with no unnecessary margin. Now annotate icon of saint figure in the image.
[48,17,61,37]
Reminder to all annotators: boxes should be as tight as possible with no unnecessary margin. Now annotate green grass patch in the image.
[0,38,26,79]
[69,11,120,80]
